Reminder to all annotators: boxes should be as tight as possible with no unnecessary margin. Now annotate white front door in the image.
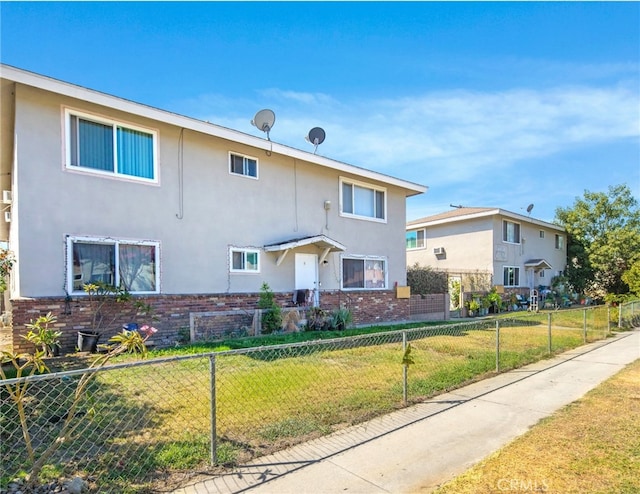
[295,253,319,306]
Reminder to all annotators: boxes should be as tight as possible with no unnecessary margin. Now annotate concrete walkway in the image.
[173,329,640,494]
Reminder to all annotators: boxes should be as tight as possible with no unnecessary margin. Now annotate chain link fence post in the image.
[209,354,217,466]
[402,331,408,406]
[495,319,500,373]
[583,309,587,344]
[547,312,552,354]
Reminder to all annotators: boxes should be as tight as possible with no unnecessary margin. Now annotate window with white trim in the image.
[539,230,545,238]
[555,234,565,250]
[340,178,386,221]
[503,266,520,287]
[342,256,387,289]
[229,152,258,178]
[406,229,426,250]
[230,248,260,273]
[67,236,159,294]
[65,109,157,181]
[502,220,521,244]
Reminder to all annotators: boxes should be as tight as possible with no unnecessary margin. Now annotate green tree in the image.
[555,184,640,298]
[622,259,640,297]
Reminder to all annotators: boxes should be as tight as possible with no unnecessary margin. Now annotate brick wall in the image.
[10,290,410,353]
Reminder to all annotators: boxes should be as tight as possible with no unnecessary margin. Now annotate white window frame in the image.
[64,108,158,183]
[406,229,426,250]
[503,266,520,287]
[555,234,565,250]
[229,152,259,179]
[341,255,388,290]
[539,230,545,239]
[502,220,521,244]
[229,247,261,273]
[339,177,387,223]
[67,235,160,295]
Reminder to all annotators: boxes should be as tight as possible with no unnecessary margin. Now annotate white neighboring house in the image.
[406,207,567,296]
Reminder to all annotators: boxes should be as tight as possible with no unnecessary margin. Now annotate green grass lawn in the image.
[1,312,617,492]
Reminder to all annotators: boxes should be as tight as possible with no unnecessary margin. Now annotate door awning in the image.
[524,259,553,270]
[264,235,346,266]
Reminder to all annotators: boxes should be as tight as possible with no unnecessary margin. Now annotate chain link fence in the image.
[1,303,635,492]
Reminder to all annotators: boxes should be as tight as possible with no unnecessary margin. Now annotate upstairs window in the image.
[502,220,521,244]
[229,152,258,178]
[406,229,426,250]
[66,110,157,181]
[340,178,386,221]
[68,236,159,294]
[555,234,565,250]
[230,248,260,273]
[539,230,545,238]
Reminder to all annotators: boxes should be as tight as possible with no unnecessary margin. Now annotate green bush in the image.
[258,283,282,334]
[407,263,448,295]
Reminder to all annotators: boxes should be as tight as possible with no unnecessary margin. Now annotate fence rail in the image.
[1,302,638,492]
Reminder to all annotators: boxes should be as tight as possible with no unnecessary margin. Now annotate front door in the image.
[295,253,319,306]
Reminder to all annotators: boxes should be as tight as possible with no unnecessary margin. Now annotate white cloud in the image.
[181,81,639,222]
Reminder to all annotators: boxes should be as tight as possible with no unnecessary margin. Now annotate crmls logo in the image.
[496,478,550,492]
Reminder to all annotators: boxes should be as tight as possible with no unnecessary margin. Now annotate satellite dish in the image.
[251,109,276,140]
[526,203,534,214]
[305,127,326,154]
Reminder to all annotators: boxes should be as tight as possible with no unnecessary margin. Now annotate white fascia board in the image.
[1,64,427,197]
[407,208,564,232]
[407,209,500,230]
[497,209,565,231]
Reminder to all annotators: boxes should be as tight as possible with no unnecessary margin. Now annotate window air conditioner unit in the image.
[433,247,445,255]
[2,190,12,205]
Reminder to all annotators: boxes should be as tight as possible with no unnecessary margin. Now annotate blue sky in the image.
[1,2,638,223]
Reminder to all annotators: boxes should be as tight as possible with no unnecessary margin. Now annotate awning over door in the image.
[524,259,553,271]
[264,235,346,266]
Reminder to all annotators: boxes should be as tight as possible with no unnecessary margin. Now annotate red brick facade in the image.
[10,290,410,353]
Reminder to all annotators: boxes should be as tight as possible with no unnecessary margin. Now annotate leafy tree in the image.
[622,259,640,297]
[555,184,640,298]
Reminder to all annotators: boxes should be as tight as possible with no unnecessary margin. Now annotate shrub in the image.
[258,283,282,334]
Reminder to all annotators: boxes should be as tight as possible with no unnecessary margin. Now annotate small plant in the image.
[467,299,480,315]
[4,324,159,488]
[486,288,503,313]
[175,327,191,346]
[305,307,330,331]
[23,312,62,357]
[258,282,282,334]
[330,307,353,331]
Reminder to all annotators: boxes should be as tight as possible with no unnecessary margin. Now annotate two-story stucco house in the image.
[406,207,567,301]
[0,65,426,352]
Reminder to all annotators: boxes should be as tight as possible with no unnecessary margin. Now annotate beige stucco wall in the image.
[11,84,410,297]
[407,214,567,289]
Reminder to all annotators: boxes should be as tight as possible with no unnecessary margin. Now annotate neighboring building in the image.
[406,207,567,297]
[0,64,426,351]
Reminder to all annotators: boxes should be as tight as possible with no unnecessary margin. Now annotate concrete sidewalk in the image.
[173,329,640,494]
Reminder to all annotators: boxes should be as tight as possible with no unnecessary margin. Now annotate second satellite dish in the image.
[251,109,276,140]
[306,127,326,154]
[526,203,534,214]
